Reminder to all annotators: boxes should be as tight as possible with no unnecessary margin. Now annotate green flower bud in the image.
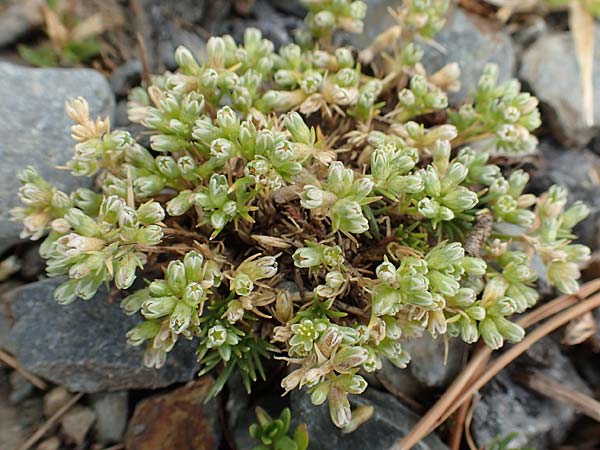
[479,318,504,349]
[135,225,163,245]
[170,301,193,334]
[115,253,139,289]
[207,36,225,68]
[331,199,369,234]
[134,175,165,197]
[332,346,369,373]
[177,155,197,179]
[233,273,254,296]
[293,247,321,268]
[310,381,330,406]
[156,156,179,179]
[313,10,336,30]
[175,46,200,74]
[166,190,194,216]
[285,112,313,145]
[149,280,171,296]
[461,257,487,276]
[494,316,524,343]
[183,282,205,306]
[216,106,240,136]
[459,317,479,343]
[142,295,178,319]
[126,320,160,346]
[54,279,79,305]
[562,201,590,230]
[167,260,187,294]
[64,208,101,236]
[121,288,149,316]
[300,185,327,209]
[137,201,165,225]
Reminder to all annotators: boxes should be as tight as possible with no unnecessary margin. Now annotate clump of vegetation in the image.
[249,407,309,450]
[18,0,103,67]
[13,0,590,429]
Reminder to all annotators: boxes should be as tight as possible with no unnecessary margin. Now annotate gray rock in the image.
[403,335,467,389]
[90,391,129,444]
[472,337,591,449]
[8,371,34,404]
[60,405,96,446]
[0,0,43,48]
[529,141,600,250]
[421,8,515,103]
[520,26,600,148]
[7,278,198,392]
[373,336,467,403]
[0,281,21,354]
[349,6,515,103]
[0,62,114,254]
[291,387,449,450]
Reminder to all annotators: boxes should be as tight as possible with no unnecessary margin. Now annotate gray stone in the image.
[472,337,591,449]
[7,278,198,392]
[8,371,34,404]
[373,336,467,403]
[349,6,515,103]
[403,335,467,389]
[90,391,129,444]
[60,405,96,446]
[291,387,449,450]
[421,8,515,103]
[520,26,600,148]
[0,62,114,254]
[529,141,600,250]
[0,0,43,48]
[0,280,21,354]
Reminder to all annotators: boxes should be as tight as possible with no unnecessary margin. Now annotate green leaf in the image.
[293,424,310,450]
[18,45,59,67]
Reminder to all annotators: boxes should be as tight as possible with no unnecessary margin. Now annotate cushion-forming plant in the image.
[13,0,591,429]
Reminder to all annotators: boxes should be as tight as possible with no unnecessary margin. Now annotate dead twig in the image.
[17,392,84,450]
[0,349,47,390]
[516,370,600,423]
[136,32,151,88]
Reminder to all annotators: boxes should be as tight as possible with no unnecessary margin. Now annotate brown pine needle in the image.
[570,0,595,126]
[516,370,600,423]
[448,399,470,450]
[393,279,600,450]
[17,392,84,450]
[0,349,47,390]
[438,292,600,429]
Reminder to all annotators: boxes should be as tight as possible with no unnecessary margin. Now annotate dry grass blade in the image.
[516,370,600,422]
[570,0,595,126]
[439,292,600,426]
[0,348,47,390]
[562,310,597,345]
[448,400,470,450]
[393,279,600,450]
[17,392,84,450]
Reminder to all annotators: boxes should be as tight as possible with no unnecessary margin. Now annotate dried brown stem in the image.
[515,370,600,423]
[393,279,600,450]
[448,399,470,450]
[17,392,84,450]
[438,292,600,430]
[0,349,47,390]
